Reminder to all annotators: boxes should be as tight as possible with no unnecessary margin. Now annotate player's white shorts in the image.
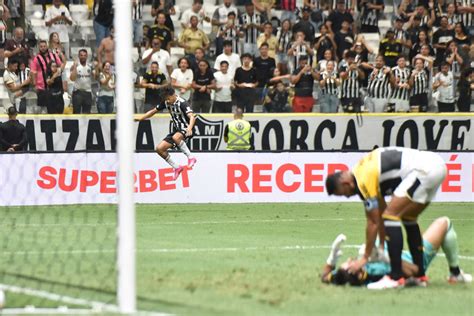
[394,153,447,204]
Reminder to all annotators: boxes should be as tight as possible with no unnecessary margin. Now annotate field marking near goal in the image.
[2,245,473,261]
[3,217,474,227]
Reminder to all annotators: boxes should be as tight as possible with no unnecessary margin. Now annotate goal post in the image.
[114,0,137,313]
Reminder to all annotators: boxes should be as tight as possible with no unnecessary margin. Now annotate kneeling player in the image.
[136,87,197,180]
[321,217,472,286]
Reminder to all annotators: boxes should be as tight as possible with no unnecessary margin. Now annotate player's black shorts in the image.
[163,130,193,146]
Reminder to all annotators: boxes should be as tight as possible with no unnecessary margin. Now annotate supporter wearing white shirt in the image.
[70,49,95,114]
[214,40,241,77]
[213,60,234,113]
[180,0,210,29]
[142,37,172,79]
[171,57,194,101]
[44,0,73,58]
[433,62,455,112]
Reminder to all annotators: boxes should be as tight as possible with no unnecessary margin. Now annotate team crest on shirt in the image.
[187,115,224,151]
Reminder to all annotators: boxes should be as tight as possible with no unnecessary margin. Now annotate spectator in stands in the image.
[265,81,289,112]
[239,2,264,57]
[3,59,30,113]
[132,0,144,48]
[0,107,27,152]
[445,41,464,92]
[433,16,455,67]
[217,12,240,53]
[214,40,241,77]
[268,67,291,86]
[280,0,297,23]
[192,59,215,113]
[253,0,274,20]
[317,49,337,73]
[293,7,315,45]
[31,40,62,112]
[224,108,253,150]
[405,15,424,49]
[358,0,384,33]
[5,0,24,30]
[70,49,94,114]
[334,18,354,60]
[179,15,210,56]
[453,22,471,47]
[48,32,66,67]
[142,36,172,78]
[393,16,410,50]
[151,0,176,33]
[213,60,234,113]
[212,0,238,55]
[44,0,73,59]
[141,61,168,112]
[97,61,115,113]
[257,22,278,59]
[456,0,474,36]
[97,26,115,69]
[190,47,206,73]
[411,3,436,30]
[291,55,318,112]
[352,40,374,88]
[379,29,403,68]
[288,31,314,74]
[0,5,7,61]
[171,57,194,102]
[318,60,340,113]
[140,24,150,52]
[180,0,210,29]
[46,60,65,114]
[253,43,276,104]
[275,19,292,73]
[339,50,364,112]
[409,30,435,64]
[148,12,173,51]
[457,68,473,112]
[326,0,354,34]
[4,27,31,66]
[445,3,461,26]
[314,24,337,62]
[433,61,455,112]
[389,56,412,112]
[93,0,113,48]
[409,58,430,112]
[234,53,258,112]
[366,55,392,112]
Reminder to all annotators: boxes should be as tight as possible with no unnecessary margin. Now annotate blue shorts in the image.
[401,239,437,271]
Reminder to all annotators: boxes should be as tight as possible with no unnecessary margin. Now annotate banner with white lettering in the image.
[0,152,471,206]
[3,114,472,151]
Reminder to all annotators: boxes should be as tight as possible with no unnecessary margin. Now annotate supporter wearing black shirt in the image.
[46,61,64,114]
[253,43,276,103]
[327,0,354,34]
[290,55,317,112]
[192,60,216,113]
[432,16,454,67]
[0,107,27,152]
[335,19,354,60]
[93,0,114,47]
[293,7,316,45]
[148,12,173,50]
[314,24,337,62]
[359,0,385,33]
[141,61,168,112]
[234,53,258,113]
[379,29,403,68]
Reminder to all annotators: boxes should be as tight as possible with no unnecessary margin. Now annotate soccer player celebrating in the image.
[325,147,447,289]
[136,87,197,180]
[321,217,472,286]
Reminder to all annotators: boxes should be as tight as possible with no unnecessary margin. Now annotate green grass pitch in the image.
[0,203,473,315]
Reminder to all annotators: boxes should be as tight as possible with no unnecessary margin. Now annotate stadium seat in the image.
[69,5,90,22]
[131,47,140,63]
[361,33,380,56]
[142,5,153,22]
[378,20,391,36]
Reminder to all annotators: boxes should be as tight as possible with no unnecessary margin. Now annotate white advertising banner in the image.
[3,114,473,151]
[0,152,472,206]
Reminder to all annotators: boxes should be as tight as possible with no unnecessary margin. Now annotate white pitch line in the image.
[1,245,473,261]
[2,218,474,227]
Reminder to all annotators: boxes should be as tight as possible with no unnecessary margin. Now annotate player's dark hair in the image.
[333,268,350,285]
[161,86,175,98]
[325,172,342,195]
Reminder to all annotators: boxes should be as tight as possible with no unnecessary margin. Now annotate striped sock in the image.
[164,155,179,169]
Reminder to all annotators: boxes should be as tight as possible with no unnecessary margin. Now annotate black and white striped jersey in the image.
[320,71,339,95]
[132,0,143,20]
[292,43,313,69]
[411,69,428,96]
[157,96,194,132]
[219,25,240,53]
[339,63,360,98]
[394,29,408,43]
[239,13,264,44]
[331,0,352,10]
[361,0,383,27]
[457,0,473,27]
[276,28,292,54]
[390,66,411,100]
[367,67,391,98]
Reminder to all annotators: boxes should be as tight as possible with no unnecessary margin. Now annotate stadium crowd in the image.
[0,0,473,114]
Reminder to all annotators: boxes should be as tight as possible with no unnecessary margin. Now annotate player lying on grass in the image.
[321,217,472,287]
[326,147,447,289]
[136,87,197,180]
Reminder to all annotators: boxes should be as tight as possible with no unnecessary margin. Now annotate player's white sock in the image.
[165,155,179,169]
[326,234,346,266]
[178,141,192,158]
